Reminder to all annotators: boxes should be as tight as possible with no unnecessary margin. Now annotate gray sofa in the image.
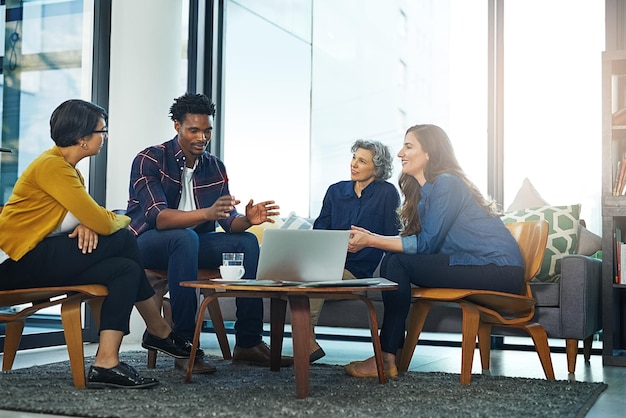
[212,252,601,375]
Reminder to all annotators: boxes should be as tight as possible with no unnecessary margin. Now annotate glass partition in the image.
[221,0,488,218]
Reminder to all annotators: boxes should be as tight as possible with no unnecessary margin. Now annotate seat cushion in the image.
[529,281,560,307]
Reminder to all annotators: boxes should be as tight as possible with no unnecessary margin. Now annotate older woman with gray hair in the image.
[309,139,401,362]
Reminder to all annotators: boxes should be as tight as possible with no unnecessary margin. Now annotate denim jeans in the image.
[378,252,524,355]
[137,228,263,348]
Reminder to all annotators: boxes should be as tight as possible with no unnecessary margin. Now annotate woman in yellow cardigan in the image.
[0,99,191,389]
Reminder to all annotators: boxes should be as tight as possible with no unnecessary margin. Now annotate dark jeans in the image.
[136,228,263,348]
[378,252,525,355]
[0,229,154,335]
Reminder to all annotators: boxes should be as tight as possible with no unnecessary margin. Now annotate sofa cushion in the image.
[280,211,313,230]
[507,178,601,259]
[574,223,602,256]
[506,177,549,212]
[503,204,581,281]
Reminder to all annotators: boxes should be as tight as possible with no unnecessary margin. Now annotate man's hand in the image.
[245,199,280,226]
[68,224,99,254]
[207,195,241,220]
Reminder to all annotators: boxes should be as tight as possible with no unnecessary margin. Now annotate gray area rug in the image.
[0,351,607,418]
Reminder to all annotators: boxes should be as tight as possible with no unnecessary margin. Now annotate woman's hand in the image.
[244,199,280,225]
[348,226,372,253]
[68,224,99,254]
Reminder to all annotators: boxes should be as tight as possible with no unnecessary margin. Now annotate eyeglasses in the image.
[92,129,108,137]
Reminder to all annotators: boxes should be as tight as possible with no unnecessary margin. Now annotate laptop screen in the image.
[256,229,349,282]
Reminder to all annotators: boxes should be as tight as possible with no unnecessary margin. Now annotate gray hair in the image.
[351,139,393,181]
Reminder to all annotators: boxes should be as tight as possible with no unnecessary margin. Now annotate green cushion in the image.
[502,204,581,281]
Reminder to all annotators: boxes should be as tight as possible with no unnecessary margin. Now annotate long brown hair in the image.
[398,124,497,236]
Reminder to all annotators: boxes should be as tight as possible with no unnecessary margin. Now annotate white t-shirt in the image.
[178,165,197,212]
[48,211,81,236]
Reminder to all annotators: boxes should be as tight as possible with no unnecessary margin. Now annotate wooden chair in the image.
[0,285,107,388]
[398,220,555,384]
[144,268,231,367]
[0,205,108,387]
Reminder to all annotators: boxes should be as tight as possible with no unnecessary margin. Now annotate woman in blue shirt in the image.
[310,139,400,362]
[344,124,524,379]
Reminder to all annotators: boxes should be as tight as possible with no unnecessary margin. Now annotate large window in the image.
[221,0,489,219]
[221,0,313,216]
[0,0,95,203]
[502,0,604,232]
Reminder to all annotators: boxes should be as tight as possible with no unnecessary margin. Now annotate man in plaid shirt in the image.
[126,93,292,373]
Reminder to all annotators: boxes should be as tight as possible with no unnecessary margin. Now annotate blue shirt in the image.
[314,180,401,278]
[401,173,523,268]
[126,137,239,236]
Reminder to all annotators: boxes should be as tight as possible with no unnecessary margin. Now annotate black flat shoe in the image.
[87,362,159,389]
[171,333,206,358]
[141,331,190,359]
[310,347,326,363]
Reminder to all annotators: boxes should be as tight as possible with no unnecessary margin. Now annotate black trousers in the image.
[0,229,154,335]
[378,252,524,354]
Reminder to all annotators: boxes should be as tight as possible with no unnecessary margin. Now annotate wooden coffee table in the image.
[180,279,397,398]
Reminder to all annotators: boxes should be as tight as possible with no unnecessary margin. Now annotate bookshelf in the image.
[602,50,626,366]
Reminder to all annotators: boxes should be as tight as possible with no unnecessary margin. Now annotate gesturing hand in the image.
[68,224,99,254]
[208,195,241,220]
[245,199,280,226]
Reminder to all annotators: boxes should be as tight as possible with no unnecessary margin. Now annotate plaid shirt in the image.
[126,136,239,236]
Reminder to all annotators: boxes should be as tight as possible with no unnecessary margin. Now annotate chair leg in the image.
[523,322,555,380]
[145,296,174,368]
[583,335,593,363]
[566,339,578,374]
[87,298,104,329]
[2,320,25,371]
[147,349,158,369]
[398,301,432,372]
[60,297,87,388]
[206,294,232,360]
[477,322,492,373]
[459,302,480,385]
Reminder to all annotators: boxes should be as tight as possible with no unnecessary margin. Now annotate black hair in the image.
[49,99,108,147]
[169,93,216,123]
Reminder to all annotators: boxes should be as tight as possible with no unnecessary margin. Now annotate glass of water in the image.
[222,252,244,266]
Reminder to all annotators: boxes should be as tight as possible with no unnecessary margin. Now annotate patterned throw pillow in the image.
[502,204,581,282]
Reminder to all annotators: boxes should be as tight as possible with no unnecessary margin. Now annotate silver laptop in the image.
[256,229,380,286]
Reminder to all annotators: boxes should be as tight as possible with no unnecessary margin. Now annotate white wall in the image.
[107,0,183,342]
[106,0,183,210]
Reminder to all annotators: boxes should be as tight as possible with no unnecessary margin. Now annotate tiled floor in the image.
[1,328,624,417]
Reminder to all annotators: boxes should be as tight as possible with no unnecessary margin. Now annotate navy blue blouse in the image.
[314,180,400,278]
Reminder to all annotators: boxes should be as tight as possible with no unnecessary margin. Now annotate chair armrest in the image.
[559,254,602,338]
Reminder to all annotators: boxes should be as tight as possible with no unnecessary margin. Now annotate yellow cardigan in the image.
[0,146,130,261]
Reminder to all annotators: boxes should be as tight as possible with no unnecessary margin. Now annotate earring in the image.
[81,143,87,149]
